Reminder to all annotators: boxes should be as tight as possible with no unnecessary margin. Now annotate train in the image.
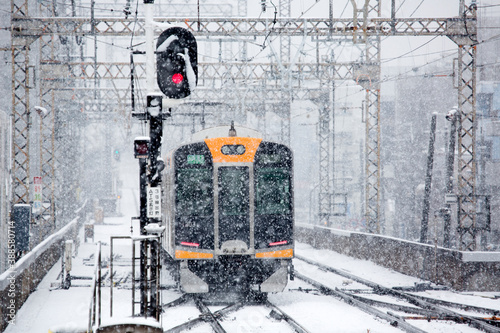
[162,124,294,296]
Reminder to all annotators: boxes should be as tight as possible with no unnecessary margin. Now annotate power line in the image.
[38,0,123,14]
[129,0,140,50]
[395,0,408,15]
[296,0,322,18]
[334,51,457,103]
[339,0,350,17]
[409,0,425,17]
[381,36,439,64]
[477,33,500,45]
[477,4,500,8]
[477,61,500,68]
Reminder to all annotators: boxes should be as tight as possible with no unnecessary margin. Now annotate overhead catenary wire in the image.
[35,1,483,93]
[129,0,140,50]
[37,0,126,14]
[395,0,408,15]
[477,4,500,8]
[335,51,457,103]
[381,36,439,64]
[14,1,482,67]
[409,0,426,17]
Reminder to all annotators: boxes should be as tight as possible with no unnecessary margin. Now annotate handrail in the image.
[0,199,88,290]
[0,216,79,290]
[88,241,101,333]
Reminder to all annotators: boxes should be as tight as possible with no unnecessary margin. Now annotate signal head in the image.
[156,27,198,99]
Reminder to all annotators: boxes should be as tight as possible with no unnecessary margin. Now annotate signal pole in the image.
[132,0,162,319]
[145,0,155,91]
[132,0,198,319]
[139,147,148,317]
[145,94,163,320]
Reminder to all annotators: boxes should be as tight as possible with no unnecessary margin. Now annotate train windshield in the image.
[255,168,291,215]
[218,166,250,246]
[218,167,249,216]
[176,169,213,216]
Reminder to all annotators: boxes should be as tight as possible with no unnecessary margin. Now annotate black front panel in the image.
[254,142,293,249]
[187,257,281,291]
[174,142,214,249]
[218,166,250,247]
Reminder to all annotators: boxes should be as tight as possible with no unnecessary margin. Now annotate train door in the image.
[215,165,253,254]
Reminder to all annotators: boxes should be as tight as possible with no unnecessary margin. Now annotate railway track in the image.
[163,294,309,333]
[294,255,500,333]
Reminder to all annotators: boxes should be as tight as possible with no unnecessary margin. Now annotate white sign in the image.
[147,187,162,218]
[445,193,457,204]
[33,177,42,213]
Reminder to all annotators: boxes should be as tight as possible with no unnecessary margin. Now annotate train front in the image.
[166,128,294,294]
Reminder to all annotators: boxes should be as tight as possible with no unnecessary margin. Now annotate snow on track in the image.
[5,194,499,332]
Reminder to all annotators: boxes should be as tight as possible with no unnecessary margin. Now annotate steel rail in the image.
[193,296,227,333]
[161,294,190,309]
[295,271,427,333]
[164,297,243,333]
[295,256,500,333]
[347,293,439,317]
[264,300,310,333]
[163,295,310,333]
[347,292,500,326]
[405,293,500,316]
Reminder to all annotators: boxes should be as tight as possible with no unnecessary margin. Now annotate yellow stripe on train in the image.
[204,137,262,163]
[255,249,293,258]
[175,250,214,259]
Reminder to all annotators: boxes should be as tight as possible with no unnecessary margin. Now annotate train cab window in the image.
[255,168,291,215]
[253,142,293,249]
[174,142,215,249]
[218,167,249,216]
[218,166,250,246]
[176,169,213,216]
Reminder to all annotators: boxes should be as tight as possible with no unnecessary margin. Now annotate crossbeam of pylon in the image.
[12,17,464,38]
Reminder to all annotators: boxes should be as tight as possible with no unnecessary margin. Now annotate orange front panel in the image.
[175,250,214,259]
[255,248,294,258]
[204,137,262,163]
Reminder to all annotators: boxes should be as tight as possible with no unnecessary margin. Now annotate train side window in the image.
[255,168,291,215]
[176,169,213,216]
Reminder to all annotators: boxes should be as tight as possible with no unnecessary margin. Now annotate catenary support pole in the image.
[443,112,458,248]
[420,113,437,244]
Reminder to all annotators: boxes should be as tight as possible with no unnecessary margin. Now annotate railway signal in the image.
[134,137,149,159]
[156,27,198,99]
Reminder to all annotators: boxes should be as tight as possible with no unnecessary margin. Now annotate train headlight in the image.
[221,144,246,155]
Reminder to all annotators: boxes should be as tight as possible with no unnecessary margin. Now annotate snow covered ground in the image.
[4,158,499,333]
[5,186,500,333]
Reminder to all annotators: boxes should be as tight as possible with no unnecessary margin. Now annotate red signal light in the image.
[172,73,183,84]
